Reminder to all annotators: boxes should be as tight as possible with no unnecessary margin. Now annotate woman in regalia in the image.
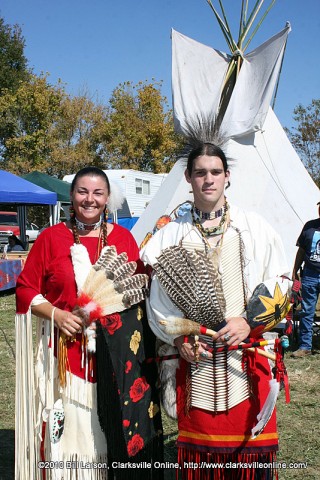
[15,166,163,480]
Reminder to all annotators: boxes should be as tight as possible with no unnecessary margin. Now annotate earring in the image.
[104,205,109,222]
[226,181,231,189]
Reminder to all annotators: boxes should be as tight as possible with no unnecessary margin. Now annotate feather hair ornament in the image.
[107,180,125,213]
[179,113,224,154]
[177,113,235,169]
[71,244,148,352]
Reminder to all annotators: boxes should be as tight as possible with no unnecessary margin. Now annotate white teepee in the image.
[132,20,319,265]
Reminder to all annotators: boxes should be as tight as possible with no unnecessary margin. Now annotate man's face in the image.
[185,155,230,210]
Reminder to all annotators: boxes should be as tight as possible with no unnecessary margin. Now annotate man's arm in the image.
[292,246,305,280]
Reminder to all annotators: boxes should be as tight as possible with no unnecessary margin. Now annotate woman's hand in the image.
[174,335,212,363]
[214,317,251,346]
[31,302,83,338]
[54,308,83,337]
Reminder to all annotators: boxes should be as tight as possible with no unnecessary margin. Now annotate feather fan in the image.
[75,245,148,321]
[153,245,226,329]
[71,245,148,351]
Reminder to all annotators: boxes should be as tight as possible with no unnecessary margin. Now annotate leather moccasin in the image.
[291,349,312,358]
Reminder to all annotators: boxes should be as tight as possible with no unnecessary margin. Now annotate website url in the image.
[184,461,308,470]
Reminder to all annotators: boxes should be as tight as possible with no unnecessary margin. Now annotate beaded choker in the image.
[194,206,224,220]
[192,201,229,237]
[75,217,102,231]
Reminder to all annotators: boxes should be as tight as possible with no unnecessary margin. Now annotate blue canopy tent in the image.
[0,170,57,245]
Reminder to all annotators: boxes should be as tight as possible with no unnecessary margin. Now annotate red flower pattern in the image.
[127,434,144,456]
[100,313,122,335]
[125,361,132,374]
[129,377,150,403]
[123,419,130,428]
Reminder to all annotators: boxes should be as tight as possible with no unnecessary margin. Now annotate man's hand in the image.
[174,335,213,362]
[214,317,251,346]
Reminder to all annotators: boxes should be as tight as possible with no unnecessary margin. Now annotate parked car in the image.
[26,221,40,242]
[0,211,39,251]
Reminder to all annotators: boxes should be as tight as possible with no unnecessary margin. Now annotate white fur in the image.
[83,301,98,314]
[70,244,92,292]
[86,324,96,353]
[158,343,179,419]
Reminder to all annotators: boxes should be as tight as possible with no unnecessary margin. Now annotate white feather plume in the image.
[86,323,96,353]
[107,180,125,213]
[158,343,179,420]
[251,378,280,439]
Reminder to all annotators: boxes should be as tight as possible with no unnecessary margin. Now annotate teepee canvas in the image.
[132,5,319,265]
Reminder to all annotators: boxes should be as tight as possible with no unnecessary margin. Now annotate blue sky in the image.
[1,0,319,130]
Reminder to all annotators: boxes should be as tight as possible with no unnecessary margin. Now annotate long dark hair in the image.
[186,143,229,175]
[70,166,110,194]
[9,235,25,249]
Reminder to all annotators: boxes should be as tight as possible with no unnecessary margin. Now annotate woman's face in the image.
[71,174,109,224]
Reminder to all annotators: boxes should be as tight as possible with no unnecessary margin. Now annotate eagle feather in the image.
[72,245,148,323]
[153,245,226,329]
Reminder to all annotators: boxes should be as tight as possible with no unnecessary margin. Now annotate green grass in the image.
[0,289,16,479]
[1,290,320,479]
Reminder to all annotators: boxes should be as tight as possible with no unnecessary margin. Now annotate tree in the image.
[0,73,66,174]
[100,80,183,173]
[0,17,29,94]
[48,92,108,177]
[0,75,182,177]
[0,76,108,177]
[285,99,320,188]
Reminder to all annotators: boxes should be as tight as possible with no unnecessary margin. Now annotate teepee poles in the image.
[205,0,277,126]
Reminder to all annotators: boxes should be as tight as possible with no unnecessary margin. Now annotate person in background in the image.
[291,205,320,358]
[15,166,163,480]
[3,234,25,254]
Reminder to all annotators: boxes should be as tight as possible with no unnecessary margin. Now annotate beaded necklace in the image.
[75,216,102,231]
[192,200,229,237]
[71,218,108,263]
[193,205,224,220]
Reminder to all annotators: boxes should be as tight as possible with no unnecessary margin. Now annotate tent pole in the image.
[17,206,27,247]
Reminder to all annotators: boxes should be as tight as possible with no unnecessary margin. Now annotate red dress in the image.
[16,222,142,384]
[16,222,141,315]
[15,223,163,479]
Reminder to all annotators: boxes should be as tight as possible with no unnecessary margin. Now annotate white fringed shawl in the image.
[15,310,57,480]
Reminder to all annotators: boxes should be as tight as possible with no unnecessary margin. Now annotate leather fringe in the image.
[177,448,278,480]
[58,333,70,387]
